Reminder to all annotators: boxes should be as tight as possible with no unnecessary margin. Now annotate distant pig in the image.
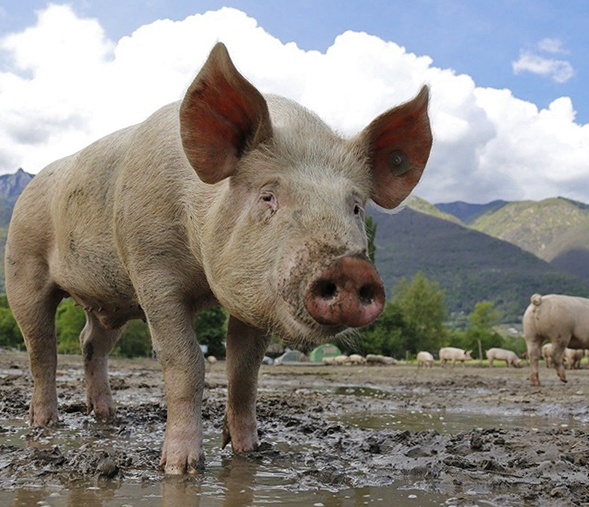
[564,348,584,370]
[485,348,522,368]
[542,342,554,368]
[348,354,366,365]
[523,294,589,386]
[439,347,472,367]
[416,351,434,368]
[5,43,432,474]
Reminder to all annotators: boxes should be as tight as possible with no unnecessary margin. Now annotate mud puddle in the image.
[2,351,589,506]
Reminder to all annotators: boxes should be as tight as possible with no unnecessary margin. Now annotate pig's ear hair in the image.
[180,42,273,184]
[356,85,432,209]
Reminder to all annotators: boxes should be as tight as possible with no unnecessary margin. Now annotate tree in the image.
[114,320,152,358]
[391,271,448,356]
[194,306,227,358]
[458,301,503,357]
[0,307,22,348]
[353,299,406,357]
[55,299,86,354]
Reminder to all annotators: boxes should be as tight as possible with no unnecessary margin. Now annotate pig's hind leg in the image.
[222,317,270,452]
[80,311,123,421]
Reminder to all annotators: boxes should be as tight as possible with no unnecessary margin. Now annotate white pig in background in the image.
[416,351,434,368]
[5,43,433,474]
[542,342,554,368]
[485,348,522,368]
[439,347,472,367]
[564,348,584,370]
[523,294,589,386]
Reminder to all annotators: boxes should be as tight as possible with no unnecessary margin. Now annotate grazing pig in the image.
[439,347,472,367]
[5,43,432,474]
[564,348,584,370]
[485,347,521,368]
[523,294,589,386]
[416,351,434,368]
[366,354,397,365]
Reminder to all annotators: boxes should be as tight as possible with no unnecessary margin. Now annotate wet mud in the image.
[1,350,589,506]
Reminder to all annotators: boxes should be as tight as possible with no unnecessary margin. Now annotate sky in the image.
[0,1,588,205]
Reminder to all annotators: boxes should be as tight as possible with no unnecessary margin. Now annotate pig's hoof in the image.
[162,454,205,475]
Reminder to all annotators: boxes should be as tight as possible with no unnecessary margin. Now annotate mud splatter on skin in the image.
[1,350,589,505]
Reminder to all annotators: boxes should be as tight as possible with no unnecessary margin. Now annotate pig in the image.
[416,351,434,368]
[439,347,472,367]
[485,347,521,368]
[366,354,397,365]
[523,293,589,386]
[542,342,554,368]
[333,355,350,365]
[564,348,584,370]
[5,43,432,474]
[347,354,366,365]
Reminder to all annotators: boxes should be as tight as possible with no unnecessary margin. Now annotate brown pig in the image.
[5,43,432,474]
[523,293,589,386]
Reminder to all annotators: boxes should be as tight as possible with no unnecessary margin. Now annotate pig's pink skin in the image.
[5,43,432,474]
[524,294,589,386]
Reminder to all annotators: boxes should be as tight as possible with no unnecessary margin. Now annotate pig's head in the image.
[180,43,432,344]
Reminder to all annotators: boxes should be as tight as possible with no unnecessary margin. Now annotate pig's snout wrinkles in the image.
[304,256,385,328]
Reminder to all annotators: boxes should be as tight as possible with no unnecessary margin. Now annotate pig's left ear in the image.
[355,86,432,209]
[180,43,273,184]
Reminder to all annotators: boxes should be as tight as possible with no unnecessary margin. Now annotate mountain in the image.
[0,169,35,228]
[434,197,589,284]
[0,169,35,291]
[371,205,589,323]
[435,200,509,224]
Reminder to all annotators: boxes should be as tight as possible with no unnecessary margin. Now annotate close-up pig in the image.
[5,42,432,474]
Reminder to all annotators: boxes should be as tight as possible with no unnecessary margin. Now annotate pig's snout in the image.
[305,256,385,328]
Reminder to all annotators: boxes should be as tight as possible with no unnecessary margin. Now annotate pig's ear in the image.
[179,43,273,184]
[356,86,432,209]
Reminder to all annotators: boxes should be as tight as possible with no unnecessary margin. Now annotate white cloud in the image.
[0,5,588,205]
[512,51,574,83]
[537,38,568,54]
[512,38,574,83]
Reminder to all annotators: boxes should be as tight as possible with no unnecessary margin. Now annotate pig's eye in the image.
[258,191,278,219]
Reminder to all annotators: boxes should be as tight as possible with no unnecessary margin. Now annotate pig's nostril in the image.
[358,284,377,305]
[314,280,338,300]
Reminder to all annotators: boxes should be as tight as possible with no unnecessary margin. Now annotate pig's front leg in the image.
[152,314,206,475]
[222,317,270,452]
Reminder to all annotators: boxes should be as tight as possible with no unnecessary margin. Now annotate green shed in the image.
[308,343,342,363]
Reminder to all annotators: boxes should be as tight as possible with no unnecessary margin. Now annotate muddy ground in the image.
[1,349,589,506]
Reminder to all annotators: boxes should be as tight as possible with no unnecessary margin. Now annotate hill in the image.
[370,206,589,323]
[432,197,589,284]
[435,200,508,224]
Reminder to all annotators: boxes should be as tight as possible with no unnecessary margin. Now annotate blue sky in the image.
[1,1,588,204]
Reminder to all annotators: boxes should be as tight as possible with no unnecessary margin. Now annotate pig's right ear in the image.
[355,86,433,209]
[179,43,273,184]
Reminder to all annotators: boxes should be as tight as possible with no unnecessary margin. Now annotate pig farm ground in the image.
[1,349,589,506]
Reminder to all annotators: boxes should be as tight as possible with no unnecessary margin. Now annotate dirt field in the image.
[1,349,589,506]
